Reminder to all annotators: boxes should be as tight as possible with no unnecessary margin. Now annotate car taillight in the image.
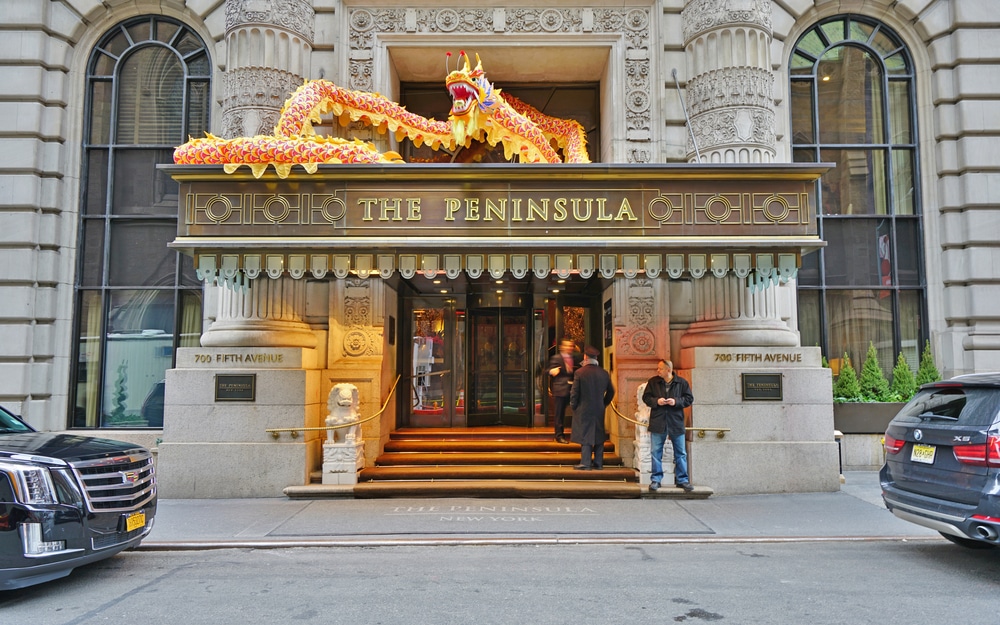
[953,435,1000,467]
[884,434,905,454]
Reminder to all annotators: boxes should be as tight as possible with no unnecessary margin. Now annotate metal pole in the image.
[672,68,702,163]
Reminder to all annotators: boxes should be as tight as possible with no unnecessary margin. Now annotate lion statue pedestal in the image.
[322,382,364,485]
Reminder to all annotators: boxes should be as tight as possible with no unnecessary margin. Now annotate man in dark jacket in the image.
[548,338,579,443]
[570,345,615,470]
[642,359,694,491]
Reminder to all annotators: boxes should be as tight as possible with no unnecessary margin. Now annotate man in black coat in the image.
[570,345,615,470]
[642,359,694,492]
[547,338,579,443]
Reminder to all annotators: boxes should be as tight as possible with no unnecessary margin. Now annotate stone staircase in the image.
[287,427,712,499]
[352,427,640,498]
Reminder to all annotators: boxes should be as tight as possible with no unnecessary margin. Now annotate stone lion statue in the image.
[326,383,360,444]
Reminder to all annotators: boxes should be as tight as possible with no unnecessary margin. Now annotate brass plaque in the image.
[742,373,782,401]
[215,374,256,402]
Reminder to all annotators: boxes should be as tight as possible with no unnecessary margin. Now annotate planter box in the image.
[833,402,906,434]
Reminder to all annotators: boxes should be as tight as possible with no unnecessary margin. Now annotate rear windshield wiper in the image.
[917,411,959,420]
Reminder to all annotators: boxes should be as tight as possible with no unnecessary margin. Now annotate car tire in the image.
[939,532,997,549]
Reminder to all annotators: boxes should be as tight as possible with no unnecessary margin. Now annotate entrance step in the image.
[352,427,641,498]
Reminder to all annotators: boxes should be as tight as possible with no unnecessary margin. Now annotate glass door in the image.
[467,308,531,426]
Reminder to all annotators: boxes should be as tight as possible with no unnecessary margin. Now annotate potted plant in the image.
[831,341,938,434]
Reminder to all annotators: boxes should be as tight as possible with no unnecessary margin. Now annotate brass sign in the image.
[215,374,256,402]
[742,373,783,401]
[166,163,827,244]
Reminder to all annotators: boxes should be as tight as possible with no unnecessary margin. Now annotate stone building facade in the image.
[2,0,998,496]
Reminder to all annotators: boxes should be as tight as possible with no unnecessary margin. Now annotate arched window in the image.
[73,16,211,428]
[790,15,924,376]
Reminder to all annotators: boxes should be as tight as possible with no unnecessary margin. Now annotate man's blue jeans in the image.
[650,431,689,486]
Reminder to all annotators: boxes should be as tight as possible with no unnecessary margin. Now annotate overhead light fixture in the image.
[552,289,561,294]
[557,279,566,284]
[433,279,442,285]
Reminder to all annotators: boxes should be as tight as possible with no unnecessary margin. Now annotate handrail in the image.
[609,401,731,439]
[265,374,402,439]
[609,401,646,427]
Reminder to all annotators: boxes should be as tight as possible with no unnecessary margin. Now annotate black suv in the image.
[0,405,156,589]
[881,373,1000,549]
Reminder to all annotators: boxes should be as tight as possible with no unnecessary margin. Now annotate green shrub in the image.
[832,353,862,402]
[890,352,917,402]
[858,342,891,401]
[915,340,941,387]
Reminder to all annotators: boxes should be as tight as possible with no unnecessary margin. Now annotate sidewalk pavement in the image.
[140,471,941,549]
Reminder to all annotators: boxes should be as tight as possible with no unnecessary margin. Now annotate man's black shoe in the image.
[555,435,569,444]
[572,464,591,470]
[649,481,660,491]
[680,482,694,492]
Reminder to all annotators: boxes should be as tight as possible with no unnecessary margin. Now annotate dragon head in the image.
[445,52,498,146]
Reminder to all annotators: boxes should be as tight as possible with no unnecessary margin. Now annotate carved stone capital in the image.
[682,0,772,43]
[226,0,315,42]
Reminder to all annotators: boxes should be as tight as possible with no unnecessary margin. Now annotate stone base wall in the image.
[680,346,840,495]
[156,347,321,498]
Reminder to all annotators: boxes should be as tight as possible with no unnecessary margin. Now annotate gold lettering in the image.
[465,198,480,221]
[553,198,567,221]
[573,198,591,221]
[615,198,638,221]
[407,198,421,221]
[596,198,612,221]
[358,198,378,221]
[444,198,461,221]
[484,198,505,221]
[380,198,403,221]
[527,198,548,221]
[511,198,522,221]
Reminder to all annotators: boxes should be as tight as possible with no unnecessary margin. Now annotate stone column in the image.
[221,0,315,138]
[201,277,317,348]
[682,0,776,163]
[680,274,797,349]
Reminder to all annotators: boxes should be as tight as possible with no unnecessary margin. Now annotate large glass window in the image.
[790,16,925,374]
[73,16,210,428]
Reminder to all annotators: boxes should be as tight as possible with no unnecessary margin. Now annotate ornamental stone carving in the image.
[347,6,652,161]
[682,0,771,42]
[222,68,302,138]
[226,0,315,41]
[682,0,775,162]
[686,67,773,117]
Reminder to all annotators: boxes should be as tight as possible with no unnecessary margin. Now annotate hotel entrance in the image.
[401,275,603,429]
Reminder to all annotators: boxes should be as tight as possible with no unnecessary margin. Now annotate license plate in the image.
[911,443,936,464]
[125,511,146,532]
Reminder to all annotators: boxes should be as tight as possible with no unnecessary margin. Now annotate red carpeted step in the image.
[360,465,637,482]
[374,451,623,466]
[353,480,641,499]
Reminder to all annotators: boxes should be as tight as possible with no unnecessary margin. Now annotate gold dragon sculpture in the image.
[173,52,591,178]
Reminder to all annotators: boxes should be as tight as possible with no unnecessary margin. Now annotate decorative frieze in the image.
[686,67,773,117]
